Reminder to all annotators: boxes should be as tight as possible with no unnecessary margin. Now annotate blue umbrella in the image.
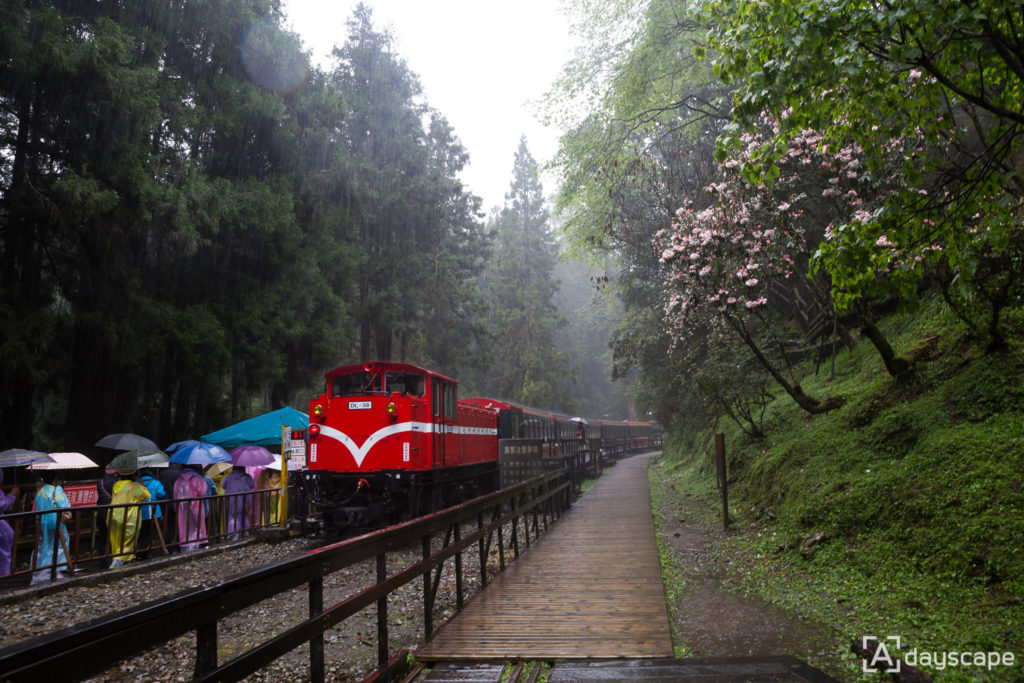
[168,442,231,466]
[166,439,201,454]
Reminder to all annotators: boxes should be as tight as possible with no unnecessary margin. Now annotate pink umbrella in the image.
[229,445,276,468]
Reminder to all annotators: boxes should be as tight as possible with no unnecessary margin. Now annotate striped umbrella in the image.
[0,448,56,468]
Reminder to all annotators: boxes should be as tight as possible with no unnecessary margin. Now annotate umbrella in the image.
[137,451,170,469]
[96,433,159,451]
[108,449,166,472]
[569,417,589,425]
[0,449,55,468]
[165,439,200,454]
[30,452,98,470]
[229,445,276,468]
[169,442,231,466]
[205,461,232,479]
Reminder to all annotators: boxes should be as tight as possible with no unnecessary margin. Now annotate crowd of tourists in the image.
[0,463,285,585]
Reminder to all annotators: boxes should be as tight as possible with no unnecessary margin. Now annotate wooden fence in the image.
[0,469,571,683]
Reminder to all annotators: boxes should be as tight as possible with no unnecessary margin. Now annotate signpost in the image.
[283,430,306,469]
[714,433,728,531]
[280,426,290,530]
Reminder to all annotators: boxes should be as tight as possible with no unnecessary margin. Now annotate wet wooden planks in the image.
[417,453,673,661]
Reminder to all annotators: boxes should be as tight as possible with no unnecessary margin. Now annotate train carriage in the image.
[302,361,663,534]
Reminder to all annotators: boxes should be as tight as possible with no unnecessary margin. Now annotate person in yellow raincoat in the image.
[108,470,150,568]
[255,466,282,526]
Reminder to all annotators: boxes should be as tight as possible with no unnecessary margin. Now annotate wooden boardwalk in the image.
[417,452,673,661]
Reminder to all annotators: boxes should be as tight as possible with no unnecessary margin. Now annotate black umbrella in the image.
[95,433,159,451]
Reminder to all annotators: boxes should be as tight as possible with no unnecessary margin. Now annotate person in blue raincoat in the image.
[31,473,71,584]
[137,469,166,559]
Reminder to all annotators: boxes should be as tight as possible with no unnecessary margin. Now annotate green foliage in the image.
[546,0,731,426]
[658,299,1024,680]
[0,0,491,449]
[553,260,631,419]
[478,139,577,410]
[701,0,1024,347]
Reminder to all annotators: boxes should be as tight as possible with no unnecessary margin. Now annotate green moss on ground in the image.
[657,301,1024,681]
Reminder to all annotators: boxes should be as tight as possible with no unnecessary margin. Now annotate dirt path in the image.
[650,465,845,676]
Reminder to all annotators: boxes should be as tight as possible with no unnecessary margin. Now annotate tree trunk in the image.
[730,318,844,414]
[858,303,912,377]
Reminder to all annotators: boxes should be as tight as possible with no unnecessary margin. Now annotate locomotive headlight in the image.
[309,424,321,437]
[312,404,324,418]
[385,401,397,417]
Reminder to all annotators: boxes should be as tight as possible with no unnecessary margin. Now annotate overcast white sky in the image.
[280,0,576,213]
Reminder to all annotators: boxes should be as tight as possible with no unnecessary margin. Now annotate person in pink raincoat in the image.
[0,469,20,576]
[173,465,209,551]
[222,466,255,540]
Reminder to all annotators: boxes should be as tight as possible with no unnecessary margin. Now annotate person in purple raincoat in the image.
[222,466,255,540]
[0,469,20,576]
[173,465,209,552]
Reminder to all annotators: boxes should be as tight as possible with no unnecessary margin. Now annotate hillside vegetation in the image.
[655,299,1024,681]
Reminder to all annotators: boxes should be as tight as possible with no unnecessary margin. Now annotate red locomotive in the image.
[303,360,661,531]
[304,362,499,529]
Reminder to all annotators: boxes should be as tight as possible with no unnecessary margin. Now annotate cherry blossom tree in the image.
[657,119,846,413]
[657,106,967,410]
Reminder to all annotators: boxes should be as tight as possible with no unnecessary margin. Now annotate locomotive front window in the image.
[384,372,425,397]
[331,372,382,397]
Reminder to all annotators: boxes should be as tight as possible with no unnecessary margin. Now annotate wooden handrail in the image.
[0,469,571,683]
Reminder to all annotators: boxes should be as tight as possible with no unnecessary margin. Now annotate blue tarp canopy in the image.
[201,407,309,448]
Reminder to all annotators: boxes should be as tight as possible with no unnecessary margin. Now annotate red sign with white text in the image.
[63,484,98,507]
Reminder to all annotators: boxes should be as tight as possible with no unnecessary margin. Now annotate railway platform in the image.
[413,452,836,682]
[416,451,672,661]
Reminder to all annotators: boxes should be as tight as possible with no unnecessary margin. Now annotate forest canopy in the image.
[547,0,1024,435]
[0,0,636,451]
[0,2,477,448]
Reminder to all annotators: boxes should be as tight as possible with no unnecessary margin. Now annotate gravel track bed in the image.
[1,524,521,682]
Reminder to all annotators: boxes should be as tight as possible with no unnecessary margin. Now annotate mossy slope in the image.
[659,303,1024,681]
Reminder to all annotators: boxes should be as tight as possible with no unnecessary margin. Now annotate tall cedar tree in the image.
[485,138,577,410]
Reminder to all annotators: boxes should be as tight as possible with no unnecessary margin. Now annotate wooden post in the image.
[714,433,728,531]
[376,553,388,671]
[309,575,324,683]
[477,512,487,588]
[454,523,463,610]
[194,621,217,677]
[422,536,433,637]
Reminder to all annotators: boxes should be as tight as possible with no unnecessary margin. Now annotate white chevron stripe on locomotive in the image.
[316,422,496,467]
